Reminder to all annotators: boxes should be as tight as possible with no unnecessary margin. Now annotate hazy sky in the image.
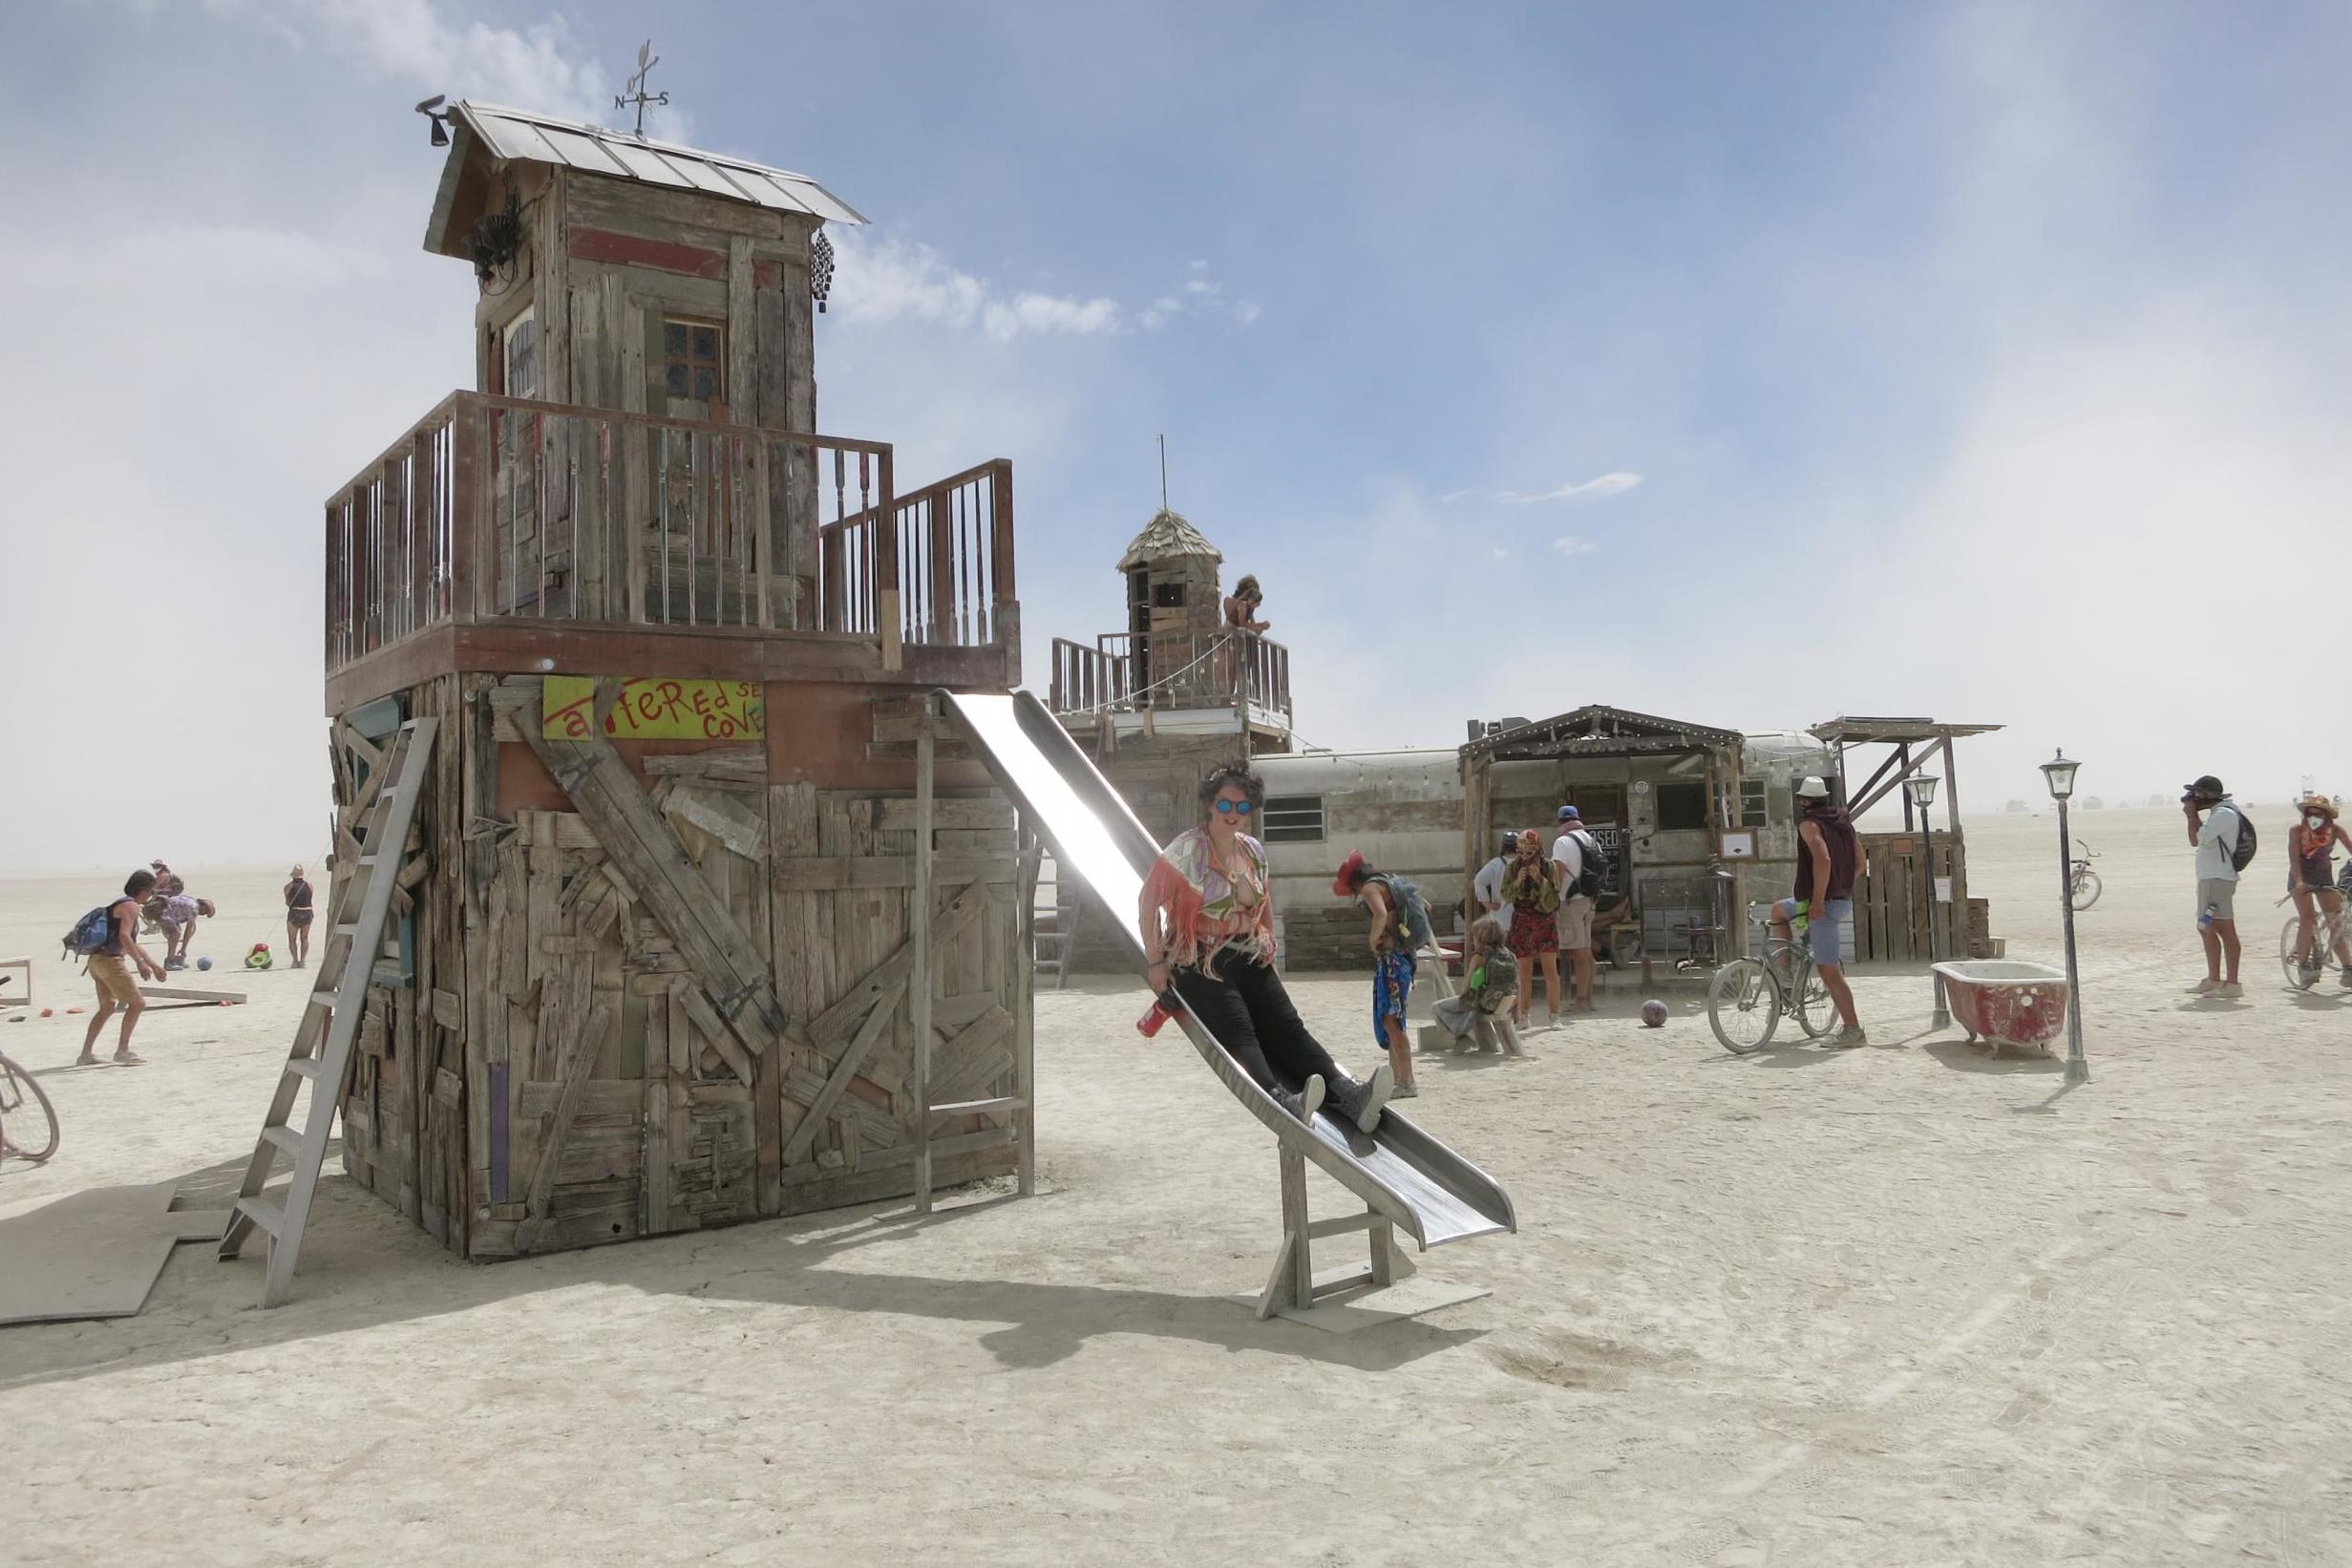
[4,1,2348,870]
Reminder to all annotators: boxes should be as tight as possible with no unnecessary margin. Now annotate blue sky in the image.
[4,1,2349,868]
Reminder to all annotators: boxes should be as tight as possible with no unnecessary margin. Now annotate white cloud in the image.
[829,232,1121,341]
[207,0,629,127]
[1551,537,1598,557]
[1497,471,1643,504]
[1138,261,1261,331]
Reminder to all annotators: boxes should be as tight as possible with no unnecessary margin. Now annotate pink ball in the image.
[1640,999,1668,1028]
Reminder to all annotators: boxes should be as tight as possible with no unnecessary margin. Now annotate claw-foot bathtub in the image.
[1932,960,2069,1056]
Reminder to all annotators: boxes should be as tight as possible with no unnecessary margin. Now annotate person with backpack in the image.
[1333,851,1428,1100]
[68,868,166,1066]
[2184,774,2254,998]
[1551,806,1605,1014]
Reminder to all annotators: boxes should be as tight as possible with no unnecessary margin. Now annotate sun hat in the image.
[1793,776,1833,799]
[1331,850,1368,898]
[2299,794,2338,820]
[2184,774,2225,797]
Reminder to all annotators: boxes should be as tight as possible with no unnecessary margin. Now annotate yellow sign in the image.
[543,677,765,741]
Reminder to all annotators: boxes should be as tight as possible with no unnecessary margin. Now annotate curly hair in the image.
[1197,759,1265,816]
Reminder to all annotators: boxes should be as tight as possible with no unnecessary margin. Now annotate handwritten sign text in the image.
[543,677,766,741]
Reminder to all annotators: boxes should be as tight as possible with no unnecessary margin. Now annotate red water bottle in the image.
[1136,996,1176,1037]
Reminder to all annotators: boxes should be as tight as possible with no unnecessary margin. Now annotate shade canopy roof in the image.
[1809,716,2004,745]
[1465,704,1742,762]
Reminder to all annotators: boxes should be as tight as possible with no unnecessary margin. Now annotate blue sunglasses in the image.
[1214,798,1255,816]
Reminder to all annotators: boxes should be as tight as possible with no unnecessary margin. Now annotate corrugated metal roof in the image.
[453,101,867,226]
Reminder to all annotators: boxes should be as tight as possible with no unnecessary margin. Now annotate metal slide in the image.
[943,691,1516,1252]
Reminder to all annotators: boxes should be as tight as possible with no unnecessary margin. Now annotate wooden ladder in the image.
[1031,865,1078,990]
[219,715,438,1306]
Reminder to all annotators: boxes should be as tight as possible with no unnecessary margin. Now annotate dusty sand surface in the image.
[3,815,2348,1567]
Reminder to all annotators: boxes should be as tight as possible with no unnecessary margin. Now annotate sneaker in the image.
[2187,978,2220,995]
[2217,982,2244,1000]
[1351,1063,1395,1132]
[1827,1025,1869,1049]
[1392,1081,1420,1099]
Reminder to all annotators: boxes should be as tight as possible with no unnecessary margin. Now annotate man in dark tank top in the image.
[1767,776,1867,1046]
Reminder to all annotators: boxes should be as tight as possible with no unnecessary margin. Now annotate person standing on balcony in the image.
[1220,576,1268,701]
[1139,762,1395,1131]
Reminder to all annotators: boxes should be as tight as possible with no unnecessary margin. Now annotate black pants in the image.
[1174,956,1346,1096]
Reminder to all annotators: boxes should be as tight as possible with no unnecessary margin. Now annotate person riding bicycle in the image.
[2287,794,2352,983]
[1766,776,1866,1047]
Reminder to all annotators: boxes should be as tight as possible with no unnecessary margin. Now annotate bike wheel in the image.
[2069,870,2102,911]
[2277,907,2333,991]
[0,1054,59,1162]
[1707,959,1783,1055]
[1792,964,1835,1038]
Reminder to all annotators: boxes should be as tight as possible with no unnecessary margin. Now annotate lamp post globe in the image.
[2040,751,2080,803]
[2044,750,2089,1085]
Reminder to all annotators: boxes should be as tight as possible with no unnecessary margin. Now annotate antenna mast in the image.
[1158,434,1169,512]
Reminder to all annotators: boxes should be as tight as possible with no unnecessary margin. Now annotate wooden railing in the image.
[817,459,1015,648]
[1048,630,1290,723]
[324,392,1016,675]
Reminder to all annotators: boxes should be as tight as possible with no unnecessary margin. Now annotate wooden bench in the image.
[0,955,30,1009]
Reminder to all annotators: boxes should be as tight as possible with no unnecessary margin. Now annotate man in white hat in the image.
[1766,776,1866,1046]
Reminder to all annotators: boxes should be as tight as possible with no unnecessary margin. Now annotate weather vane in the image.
[614,40,669,138]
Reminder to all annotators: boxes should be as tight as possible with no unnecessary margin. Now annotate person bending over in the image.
[1332,851,1422,1100]
[1139,762,1394,1131]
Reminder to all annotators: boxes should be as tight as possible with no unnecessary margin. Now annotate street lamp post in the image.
[1906,773,1945,1026]
[2040,750,2089,1086]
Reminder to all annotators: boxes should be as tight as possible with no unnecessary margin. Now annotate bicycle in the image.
[2276,878,2352,992]
[1706,923,1834,1054]
[2067,842,2102,911]
[0,1047,59,1163]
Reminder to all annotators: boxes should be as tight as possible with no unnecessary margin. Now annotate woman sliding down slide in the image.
[1137,761,1394,1131]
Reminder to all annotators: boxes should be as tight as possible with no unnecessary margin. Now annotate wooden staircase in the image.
[219,716,437,1306]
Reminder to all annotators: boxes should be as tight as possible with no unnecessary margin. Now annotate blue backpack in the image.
[63,903,118,959]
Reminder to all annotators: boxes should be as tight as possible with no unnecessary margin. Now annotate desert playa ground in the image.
[2,806,2347,1567]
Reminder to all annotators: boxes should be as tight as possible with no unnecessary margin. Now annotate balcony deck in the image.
[324,392,1017,713]
[1048,629,1292,741]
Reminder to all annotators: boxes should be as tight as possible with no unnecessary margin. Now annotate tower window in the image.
[663,317,724,400]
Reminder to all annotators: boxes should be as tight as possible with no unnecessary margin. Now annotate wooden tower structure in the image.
[1039,510,1293,972]
[315,102,1031,1259]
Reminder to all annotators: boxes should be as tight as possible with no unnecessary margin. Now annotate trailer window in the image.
[1740,778,1769,828]
[1260,795,1324,844]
